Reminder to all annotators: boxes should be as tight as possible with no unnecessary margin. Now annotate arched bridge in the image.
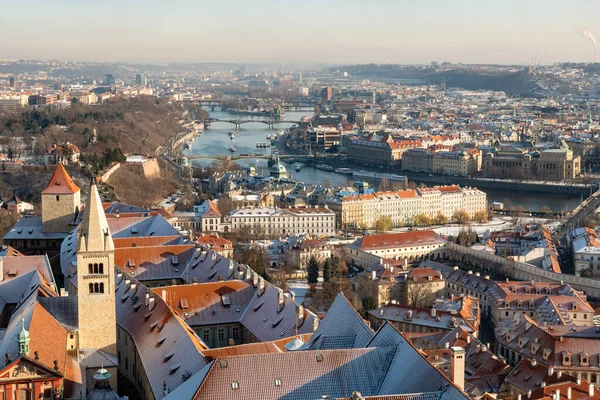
[204,118,301,130]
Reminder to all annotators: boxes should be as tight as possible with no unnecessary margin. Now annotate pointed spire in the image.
[78,179,114,252]
[42,164,80,195]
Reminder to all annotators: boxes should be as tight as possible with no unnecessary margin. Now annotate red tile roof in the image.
[356,231,446,251]
[41,164,80,194]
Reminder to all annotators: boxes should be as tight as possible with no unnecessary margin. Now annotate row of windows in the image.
[89,282,105,294]
[202,327,240,342]
[88,263,104,274]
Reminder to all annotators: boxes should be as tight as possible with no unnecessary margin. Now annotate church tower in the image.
[41,164,80,233]
[76,178,116,356]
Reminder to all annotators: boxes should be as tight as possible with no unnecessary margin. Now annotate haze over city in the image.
[2,0,600,64]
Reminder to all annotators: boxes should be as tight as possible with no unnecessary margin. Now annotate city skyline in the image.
[2,0,600,65]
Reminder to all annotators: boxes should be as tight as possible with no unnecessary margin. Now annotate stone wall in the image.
[436,242,600,300]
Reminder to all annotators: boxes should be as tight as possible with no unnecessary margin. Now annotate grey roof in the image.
[240,283,317,343]
[115,272,207,399]
[193,347,396,400]
[104,203,151,214]
[39,296,78,330]
[163,361,214,400]
[303,293,374,350]
[3,217,69,240]
[0,270,46,304]
[369,323,467,400]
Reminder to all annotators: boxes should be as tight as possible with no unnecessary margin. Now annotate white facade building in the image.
[230,206,336,237]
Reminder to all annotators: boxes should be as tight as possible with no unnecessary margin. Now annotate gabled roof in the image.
[41,164,80,194]
[302,293,373,350]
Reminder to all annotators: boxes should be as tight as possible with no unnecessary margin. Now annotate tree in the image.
[413,214,433,227]
[378,178,391,192]
[323,258,333,282]
[407,282,435,308]
[374,216,392,233]
[307,256,319,285]
[452,209,470,224]
[472,210,488,223]
[540,205,553,217]
[434,212,448,225]
[456,228,478,247]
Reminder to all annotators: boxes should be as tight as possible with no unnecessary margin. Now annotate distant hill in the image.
[331,64,540,95]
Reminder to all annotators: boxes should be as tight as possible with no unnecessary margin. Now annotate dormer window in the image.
[562,351,571,366]
[580,352,590,367]
[542,348,551,360]
[525,287,531,294]
[517,300,522,309]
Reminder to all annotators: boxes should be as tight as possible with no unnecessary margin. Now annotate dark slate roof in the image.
[39,296,78,330]
[104,203,151,214]
[369,323,467,400]
[303,293,374,350]
[192,347,396,400]
[240,281,317,342]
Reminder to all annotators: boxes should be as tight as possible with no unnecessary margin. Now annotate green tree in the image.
[374,216,392,233]
[323,258,333,282]
[307,256,319,285]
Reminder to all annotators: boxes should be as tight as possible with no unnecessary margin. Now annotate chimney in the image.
[228,261,234,277]
[389,266,394,273]
[577,378,581,385]
[296,304,304,328]
[590,383,595,397]
[0,258,3,282]
[277,290,285,312]
[258,278,265,296]
[527,390,532,399]
[148,297,155,311]
[252,272,258,287]
[531,359,537,366]
[467,335,471,344]
[371,270,376,280]
[161,289,167,302]
[145,292,150,307]
[450,347,466,391]
[567,387,572,400]
[555,390,560,400]
[548,367,554,376]
[517,395,522,400]
[431,308,436,317]
[557,371,562,378]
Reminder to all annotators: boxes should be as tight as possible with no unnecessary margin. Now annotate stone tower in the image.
[41,164,80,233]
[76,178,116,356]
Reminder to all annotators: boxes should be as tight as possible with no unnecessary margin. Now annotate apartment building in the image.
[445,269,594,328]
[345,230,447,268]
[570,227,600,274]
[346,133,422,167]
[230,206,336,237]
[326,185,487,228]
[483,147,581,180]
[402,147,482,176]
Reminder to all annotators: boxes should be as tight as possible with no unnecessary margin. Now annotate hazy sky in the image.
[1,0,600,65]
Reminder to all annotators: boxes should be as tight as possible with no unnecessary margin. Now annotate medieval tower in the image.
[76,179,116,357]
[41,164,80,233]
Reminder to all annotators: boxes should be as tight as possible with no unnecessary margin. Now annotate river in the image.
[183,107,581,212]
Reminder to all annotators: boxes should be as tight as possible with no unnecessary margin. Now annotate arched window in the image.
[88,264,93,274]
[99,263,104,274]
[93,263,99,274]
[89,283,94,294]
[99,282,104,293]
[94,283,99,293]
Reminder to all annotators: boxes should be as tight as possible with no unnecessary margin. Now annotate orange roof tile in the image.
[203,342,282,359]
[41,164,80,194]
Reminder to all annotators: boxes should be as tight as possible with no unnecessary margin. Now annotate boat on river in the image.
[316,164,334,172]
[295,164,302,172]
[334,167,354,175]
[229,146,237,152]
[228,131,236,139]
